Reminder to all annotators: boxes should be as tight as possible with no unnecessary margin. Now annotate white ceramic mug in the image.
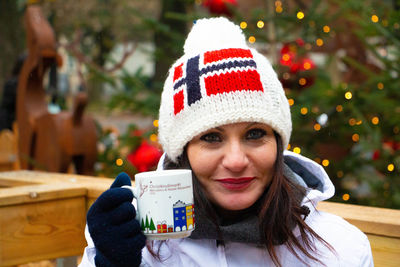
[123,169,194,240]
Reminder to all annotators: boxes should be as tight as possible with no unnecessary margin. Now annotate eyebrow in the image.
[245,122,261,130]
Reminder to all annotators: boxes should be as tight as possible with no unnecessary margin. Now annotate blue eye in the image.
[200,132,221,143]
[246,129,266,140]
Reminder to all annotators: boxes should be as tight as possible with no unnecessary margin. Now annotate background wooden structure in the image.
[0,171,399,266]
[16,6,97,175]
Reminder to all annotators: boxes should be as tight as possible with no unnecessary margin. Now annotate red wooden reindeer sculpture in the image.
[17,5,97,175]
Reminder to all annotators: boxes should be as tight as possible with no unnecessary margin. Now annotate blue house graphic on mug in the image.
[173,200,194,232]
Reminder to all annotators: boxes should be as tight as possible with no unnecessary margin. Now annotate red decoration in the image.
[278,39,316,90]
[202,0,238,16]
[127,141,162,172]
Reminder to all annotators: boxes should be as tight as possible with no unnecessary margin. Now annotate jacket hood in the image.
[282,150,334,208]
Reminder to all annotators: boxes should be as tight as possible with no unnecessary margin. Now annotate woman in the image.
[80,17,373,266]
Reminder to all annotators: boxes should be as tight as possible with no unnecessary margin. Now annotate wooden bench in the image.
[0,171,399,266]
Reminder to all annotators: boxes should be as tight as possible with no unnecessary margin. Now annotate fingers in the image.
[111,172,132,188]
[90,187,133,213]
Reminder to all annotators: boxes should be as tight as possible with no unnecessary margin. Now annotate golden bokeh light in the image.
[336,105,343,112]
[371,117,379,125]
[299,78,307,86]
[322,159,330,167]
[293,147,301,154]
[116,158,123,166]
[387,164,395,172]
[248,36,256,43]
[240,21,247,29]
[297,11,305,19]
[352,133,360,142]
[316,38,324,46]
[345,91,352,99]
[300,107,308,115]
[342,194,350,201]
[150,134,158,142]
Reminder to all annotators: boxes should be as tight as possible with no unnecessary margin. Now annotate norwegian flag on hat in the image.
[172,48,264,115]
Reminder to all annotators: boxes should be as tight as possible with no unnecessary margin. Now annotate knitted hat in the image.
[158,17,292,162]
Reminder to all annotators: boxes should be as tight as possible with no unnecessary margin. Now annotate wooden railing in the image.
[0,171,399,266]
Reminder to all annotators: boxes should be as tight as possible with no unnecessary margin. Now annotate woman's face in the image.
[187,122,277,211]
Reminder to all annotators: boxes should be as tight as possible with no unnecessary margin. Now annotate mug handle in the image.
[121,185,138,199]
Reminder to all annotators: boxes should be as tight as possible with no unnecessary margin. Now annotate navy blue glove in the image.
[87,172,146,267]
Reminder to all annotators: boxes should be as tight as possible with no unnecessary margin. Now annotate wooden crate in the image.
[0,171,111,266]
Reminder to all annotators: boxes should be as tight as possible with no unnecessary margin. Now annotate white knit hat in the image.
[158,17,292,162]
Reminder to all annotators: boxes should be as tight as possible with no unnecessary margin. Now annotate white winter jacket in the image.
[79,151,373,266]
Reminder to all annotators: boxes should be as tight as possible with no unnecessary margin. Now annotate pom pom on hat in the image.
[184,17,247,56]
[158,17,292,162]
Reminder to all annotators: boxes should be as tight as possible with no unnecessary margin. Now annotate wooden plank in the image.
[367,234,400,267]
[0,197,87,266]
[317,201,400,238]
[0,183,87,206]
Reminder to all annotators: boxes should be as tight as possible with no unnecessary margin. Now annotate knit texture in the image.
[87,172,146,267]
[158,17,292,162]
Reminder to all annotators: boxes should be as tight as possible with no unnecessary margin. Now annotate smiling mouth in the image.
[216,177,255,191]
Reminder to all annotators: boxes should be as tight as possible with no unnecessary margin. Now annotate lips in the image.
[216,177,255,191]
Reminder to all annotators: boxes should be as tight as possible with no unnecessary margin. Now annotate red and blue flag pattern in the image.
[172,48,264,115]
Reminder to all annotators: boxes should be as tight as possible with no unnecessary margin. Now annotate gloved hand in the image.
[87,172,146,267]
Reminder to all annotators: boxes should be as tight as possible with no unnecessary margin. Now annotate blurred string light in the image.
[322,159,330,167]
[116,158,123,166]
[275,1,283,13]
[300,107,308,115]
[337,170,344,178]
[316,38,324,46]
[248,36,256,43]
[150,134,158,142]
[336,105,343,112]
[371,15,379,23]
[377,82,384,90]
[153,120,159,127]
[352,133,360,142]
[371,116,379,125]
[288,98,295,106]
[240,21,247,29]
[299,78,307,86]
[287,144,291,150]
[342,193,350,201]
[314,123,321,131]
[293,147,301,154]
[257,20,265,28]
[323,25,330,33]
[345,91,352,100]
[387,164,395,172]
[297,11,305,20]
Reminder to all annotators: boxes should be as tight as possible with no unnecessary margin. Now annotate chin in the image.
[217,197,255,211]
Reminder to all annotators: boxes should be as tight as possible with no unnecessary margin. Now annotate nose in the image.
[221,139,249,172]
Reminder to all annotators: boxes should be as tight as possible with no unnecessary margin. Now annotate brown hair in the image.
[155,133,334,266]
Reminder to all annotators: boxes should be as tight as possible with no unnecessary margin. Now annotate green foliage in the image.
[238,0,400,208]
